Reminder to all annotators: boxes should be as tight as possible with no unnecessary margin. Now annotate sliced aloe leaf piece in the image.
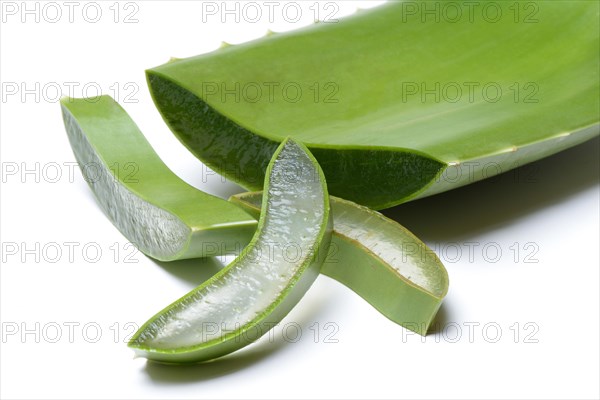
[230,191,448,335]
[128,139,332,363]
[60,95,257,261]
[148,0,599,209]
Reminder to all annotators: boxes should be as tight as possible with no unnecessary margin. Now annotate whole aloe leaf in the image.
[147,0,599,209]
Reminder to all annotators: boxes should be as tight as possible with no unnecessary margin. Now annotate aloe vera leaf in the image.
[60,95,257,261]
[230,191,448,335]
[147,0,599,210]
[128,139,332,363]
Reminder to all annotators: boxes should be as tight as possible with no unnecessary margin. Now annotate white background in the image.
[1,1,599,399]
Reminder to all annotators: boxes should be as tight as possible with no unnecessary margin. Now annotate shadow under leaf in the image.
[143,338,288,384]
[152,257,226,286]
[383,137,599,242]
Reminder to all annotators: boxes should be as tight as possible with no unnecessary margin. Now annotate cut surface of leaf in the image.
[148,0,599,209]
[128,139,332,363]
[230,192,448,335]
[60,96,256,261]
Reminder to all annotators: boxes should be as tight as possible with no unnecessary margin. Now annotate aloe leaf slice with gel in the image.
[61,96,444,334]
[128,139,332,363]
[60,95,257,261]
[147,0,599,209]
[231,192,448,335]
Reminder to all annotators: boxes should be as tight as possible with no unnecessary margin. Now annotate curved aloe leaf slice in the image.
[60,96,256,261]
[128,139,332,363]
[148,0,599,209]
[230,191,448,335]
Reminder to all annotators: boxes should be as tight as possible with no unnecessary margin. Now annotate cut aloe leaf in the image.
[60,96,257,261]
[148,0,599,209]
[230,191,448,335]
[128,139,332,363]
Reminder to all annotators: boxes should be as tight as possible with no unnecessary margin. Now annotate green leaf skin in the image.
[230,192,448,335]
[129,139,332,363]
[147,0,599,210]
[60,96,257,261]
